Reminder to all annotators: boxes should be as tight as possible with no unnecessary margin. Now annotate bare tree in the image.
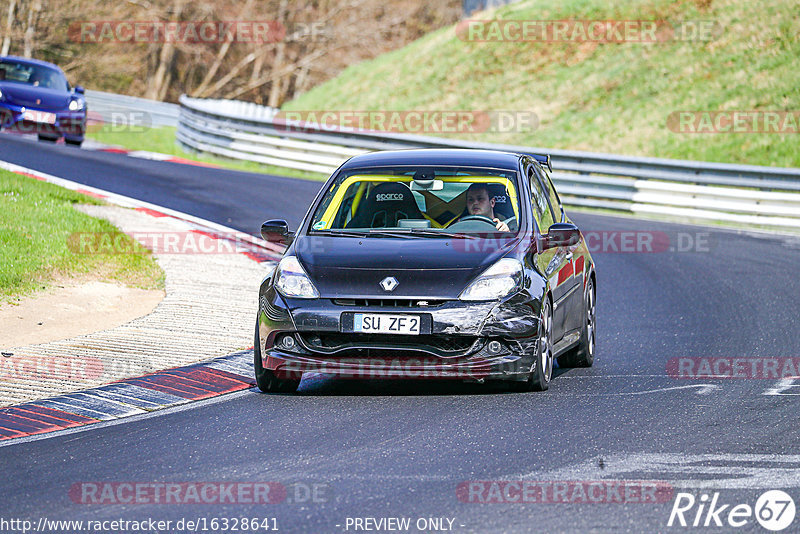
[145,0,184,100]
[22,0,42,57]
[1,0,16,55]
[0,0,461,104]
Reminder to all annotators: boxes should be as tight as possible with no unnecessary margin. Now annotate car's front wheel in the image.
[511,298,553,392]
[558,277,595,368]
[254,321,300,394]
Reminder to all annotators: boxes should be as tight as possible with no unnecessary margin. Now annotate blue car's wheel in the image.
[37,133,59,143]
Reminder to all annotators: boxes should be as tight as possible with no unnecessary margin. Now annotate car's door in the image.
[538,167,583,336]
[528,164,569,344]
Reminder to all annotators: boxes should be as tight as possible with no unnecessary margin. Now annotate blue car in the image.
[0,55,86,146]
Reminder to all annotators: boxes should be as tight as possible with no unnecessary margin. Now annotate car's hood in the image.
[0,82,71,109]
[295,235,518,299]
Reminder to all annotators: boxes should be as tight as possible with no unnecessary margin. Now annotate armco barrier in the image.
[177,95,800,229]
[86,90,180,128]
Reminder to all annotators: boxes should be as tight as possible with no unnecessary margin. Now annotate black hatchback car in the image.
[255,149,596,393]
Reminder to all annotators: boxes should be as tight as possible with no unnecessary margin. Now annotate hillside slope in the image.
[283,0,799,167]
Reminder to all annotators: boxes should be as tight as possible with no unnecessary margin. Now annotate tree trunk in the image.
[1,0,16,56]
[192,0,254,98]
[292,64,310,99]
[266,0,288,108]
[147,40,175,100]
[146,0,183,101]
[23,0,42,58]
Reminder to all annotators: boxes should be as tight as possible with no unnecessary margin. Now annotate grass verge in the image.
[0,169,164,303]
[282,0,800,168]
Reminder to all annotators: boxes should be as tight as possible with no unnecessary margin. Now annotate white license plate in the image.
[23,110,56,124]
[354,313,421,335]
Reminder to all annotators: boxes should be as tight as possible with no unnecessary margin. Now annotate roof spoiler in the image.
[529,154,552,173]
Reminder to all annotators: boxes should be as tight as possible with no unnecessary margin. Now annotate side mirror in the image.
[74,86,85,94]
[261,219,293,245]
[539,222,580,251]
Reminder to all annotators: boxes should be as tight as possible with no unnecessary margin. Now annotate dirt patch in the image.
[0,281,164,350]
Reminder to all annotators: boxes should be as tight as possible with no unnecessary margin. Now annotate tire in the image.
[558,277,595,368]
[253,321,300,393]
[65,138,83,147]
[511,298,553,392]
[38,134,59,143]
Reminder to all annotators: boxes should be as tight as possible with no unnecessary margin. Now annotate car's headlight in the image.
[68,99,85,111]
[459,258,523,301]
[0,89,4,100]
[273,256,319,299]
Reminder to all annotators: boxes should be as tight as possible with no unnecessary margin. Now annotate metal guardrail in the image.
[86,90,179,128]
[177,95,800,229]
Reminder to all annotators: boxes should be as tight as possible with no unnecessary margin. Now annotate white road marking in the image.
[563,384,723,396]
[620,384,722,395]
[523,454,800,489]
[764,378,800,395]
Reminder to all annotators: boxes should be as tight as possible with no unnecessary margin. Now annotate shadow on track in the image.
[249,366,575,397]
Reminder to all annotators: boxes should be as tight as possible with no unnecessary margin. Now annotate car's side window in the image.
[528,165,554,232]
[538,167,563,223]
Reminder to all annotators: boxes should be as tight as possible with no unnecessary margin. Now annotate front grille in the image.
[331,298,446,308]
[298,332,481,357]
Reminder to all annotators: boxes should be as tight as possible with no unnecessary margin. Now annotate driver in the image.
[458,183,510,231]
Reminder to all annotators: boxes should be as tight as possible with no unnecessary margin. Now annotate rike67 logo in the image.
[668,490,796,531]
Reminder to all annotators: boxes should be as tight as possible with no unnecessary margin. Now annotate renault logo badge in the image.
[36,99,41,105]
[380,277,399,292]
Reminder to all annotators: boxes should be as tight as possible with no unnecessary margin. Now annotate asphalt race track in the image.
[1,135,799,533]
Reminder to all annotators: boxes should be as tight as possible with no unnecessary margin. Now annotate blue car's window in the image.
[309,166,520,235]
[0,60,68,92]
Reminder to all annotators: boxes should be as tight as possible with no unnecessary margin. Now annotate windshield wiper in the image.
[365,229,417,239]
[312,229,370,237]
[312,228,415,239]
[365,228,478,239]
[407,228,480,240]
[313,228,479,240]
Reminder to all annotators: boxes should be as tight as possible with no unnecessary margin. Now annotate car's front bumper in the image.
[0,103,86,139]
[257,284,542,381]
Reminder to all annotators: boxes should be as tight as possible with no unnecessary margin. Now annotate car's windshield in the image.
[309,165,520,236]
[0,60,68,91]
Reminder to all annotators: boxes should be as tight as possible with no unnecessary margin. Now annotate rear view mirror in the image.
[539,222,580,251]
[410,179,443,191]
[411,168,443,191]
[261,219,293,245]
[74,85,85,94]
